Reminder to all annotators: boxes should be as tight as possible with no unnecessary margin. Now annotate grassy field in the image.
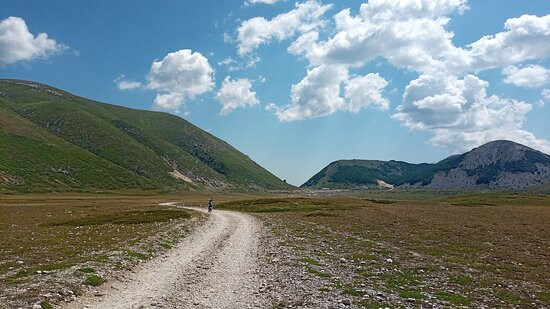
[1,191,548,308]
[219,192,550,308]
[0,194,210,308]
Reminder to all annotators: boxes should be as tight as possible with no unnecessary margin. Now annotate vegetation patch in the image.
[436,291,470,305]
[399,290,423,299]
[85,274,104,286]
[306,267,331,278]
[127,251,148,260]
[44,209,190,227]
[40,301,53,309]
[77,267,96,273]
[449,274,473,286]
[495,290,523,305]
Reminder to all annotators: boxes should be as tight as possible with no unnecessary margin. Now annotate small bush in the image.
[85,274,104,286]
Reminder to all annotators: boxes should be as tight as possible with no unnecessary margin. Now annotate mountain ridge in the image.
[302,140,550,190]
[0,79,291,193]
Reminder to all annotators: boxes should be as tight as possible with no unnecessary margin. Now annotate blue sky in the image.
[1,0,549,185]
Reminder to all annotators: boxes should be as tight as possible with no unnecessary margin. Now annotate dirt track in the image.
[62,203,263,309]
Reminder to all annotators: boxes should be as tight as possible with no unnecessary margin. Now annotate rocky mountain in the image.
[302,140,550,190]
[0,80,292,193]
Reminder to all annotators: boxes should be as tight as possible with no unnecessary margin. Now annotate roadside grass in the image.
[224,193,550,308]
[44,209,190,226]
[127,251,148,260]
[77,267,96,273]
[0,194,205,308]
[218,197,370,213]
[85,274,104,286]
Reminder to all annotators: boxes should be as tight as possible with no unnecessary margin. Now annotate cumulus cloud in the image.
[237,0,332,55]
[293,0,469,73]
[344,73,389,111]
[271,65,389,121]
[215,76,260,115]
[0,16,66,65]
[468,15,550,72]
[114,75,142,90]
[393,73,550,153]
[153,92,184,111]
[503,65,550,88]
[147,49,214,112]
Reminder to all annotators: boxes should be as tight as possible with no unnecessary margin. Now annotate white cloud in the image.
[272,65,389,121]
[114,75,142,90]
[274,65,347,121]
[468,15,550,72]
[245,0,281,5]
[218,57,237,66]
[219,55,261,72]
[393,73,550,153]
[147,49,214,112]
[293,0,469,73]
[215,76,260,115]
[237,0,332,55]
[344,73,389,111]
[503,65,550,88]
[0,16,66,65]
[153,92,184,111]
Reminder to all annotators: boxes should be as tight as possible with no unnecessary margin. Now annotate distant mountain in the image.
[302,140,550,190]
[0,80,292,193]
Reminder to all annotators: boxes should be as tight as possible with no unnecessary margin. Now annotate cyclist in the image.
[208,198,213,213]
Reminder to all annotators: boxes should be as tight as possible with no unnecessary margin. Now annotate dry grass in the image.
[220,192,550,308]
[0,194,207,308]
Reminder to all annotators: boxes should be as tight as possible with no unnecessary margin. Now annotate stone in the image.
[342,298,352,306]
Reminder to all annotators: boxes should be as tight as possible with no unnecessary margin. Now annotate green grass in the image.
[342,286,366,297]
[495,290,523,305]
[449,274,473,285]
[159,242,173,249]
[85,274,104,286]
[44,209,190,226]
[536,291,550,302]
[399,290,423,299]
[77,267,96,273]
[306,267,332,278]
[386,272,422,290]
[40,301,53,309]
[0,79,291,193]
[436,291,470,305]
[127,251,148,260]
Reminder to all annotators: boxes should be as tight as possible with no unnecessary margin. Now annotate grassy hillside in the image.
[0,80,291,193]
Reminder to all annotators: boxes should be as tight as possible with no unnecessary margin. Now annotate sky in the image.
[1,0,549,186]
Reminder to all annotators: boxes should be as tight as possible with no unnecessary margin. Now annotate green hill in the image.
[0,80,291,193]
[302,141,550,190]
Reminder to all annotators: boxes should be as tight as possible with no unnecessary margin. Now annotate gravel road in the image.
[62,203,264,309]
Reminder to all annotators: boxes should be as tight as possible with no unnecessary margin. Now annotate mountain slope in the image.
[302,141,550,190]
[0,80,291,193]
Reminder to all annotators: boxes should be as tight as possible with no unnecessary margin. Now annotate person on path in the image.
[208,198,213,213]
